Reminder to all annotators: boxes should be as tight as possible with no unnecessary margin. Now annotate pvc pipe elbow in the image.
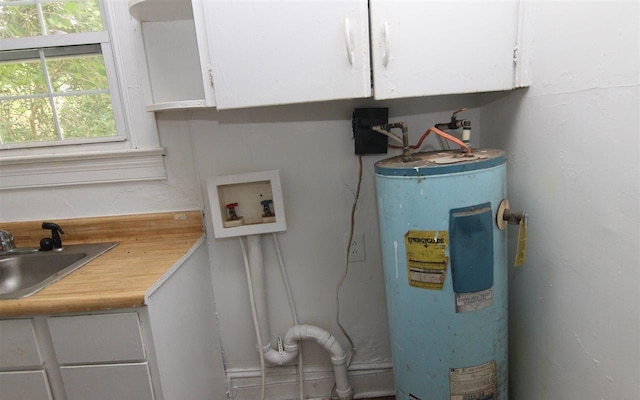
[283,340,299,354]
[262,346,298,366]
[335,385,354,400]
[284,325,352,399]
[330,351,348,366]
[285,324,346,359]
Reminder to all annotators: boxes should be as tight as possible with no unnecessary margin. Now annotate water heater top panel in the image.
[374,149,505,177]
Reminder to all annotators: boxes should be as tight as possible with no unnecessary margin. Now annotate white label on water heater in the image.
[455,288,493,313]
[449,361,496,400]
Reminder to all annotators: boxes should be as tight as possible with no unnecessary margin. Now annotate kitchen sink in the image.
[0,242,117,299]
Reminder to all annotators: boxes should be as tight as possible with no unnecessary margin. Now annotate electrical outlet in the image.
[347,232,365,262]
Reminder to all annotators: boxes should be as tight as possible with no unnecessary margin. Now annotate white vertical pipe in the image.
[247,236,298,365]
[246,235,272,353]
[239,236,267,400]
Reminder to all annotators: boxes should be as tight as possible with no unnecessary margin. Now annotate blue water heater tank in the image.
[375,149,508,400]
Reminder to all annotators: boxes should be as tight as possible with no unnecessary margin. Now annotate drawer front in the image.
[0,370,53,400]
[0,319,43,368]
[60,363,154,400]
[48,312,145,364]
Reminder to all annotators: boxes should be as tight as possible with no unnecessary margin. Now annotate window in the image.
[0,0,121,147]
[0,0,165,189]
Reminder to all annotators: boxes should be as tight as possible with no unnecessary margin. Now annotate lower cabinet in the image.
[60,363,155,400]
[0,370,53,400]
[0,241,227,400]
[0,312,157,400]
[49,312,156,400]
[0,319,52,400]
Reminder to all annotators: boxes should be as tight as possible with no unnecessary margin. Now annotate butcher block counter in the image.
[0,210,205,317]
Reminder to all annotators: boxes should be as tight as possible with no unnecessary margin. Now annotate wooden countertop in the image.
[0,211,205,317]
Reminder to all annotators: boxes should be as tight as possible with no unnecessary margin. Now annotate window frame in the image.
[0,35,126,149]
[0,0,165,190]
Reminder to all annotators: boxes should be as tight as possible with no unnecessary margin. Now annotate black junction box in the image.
[352,108,389,155]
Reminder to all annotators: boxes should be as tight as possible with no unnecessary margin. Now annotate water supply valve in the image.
[261,199,276,223]
[435,107,472,147]
[497,199,528,267]
[261,199,273,217]
[226,203,239,220]
[224,203,245,228]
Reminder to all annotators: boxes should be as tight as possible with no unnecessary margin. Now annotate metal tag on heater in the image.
[455,288,493,313]
[450,361,497,400]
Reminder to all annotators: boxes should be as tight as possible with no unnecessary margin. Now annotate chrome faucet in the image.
[0,230,15,251]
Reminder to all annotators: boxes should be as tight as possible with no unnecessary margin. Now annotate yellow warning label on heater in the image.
[404,230,448,290]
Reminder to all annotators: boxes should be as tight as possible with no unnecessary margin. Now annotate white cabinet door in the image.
[60,363,155,400]
[0,370,53,400]
[48,313,155,399]
[370,0,521,99]
[0,319,42,368]
[202,0,371,109]
[48,313,145,364]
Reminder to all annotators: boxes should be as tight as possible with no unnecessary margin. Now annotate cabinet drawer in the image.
[0,370,53,400]
[61,362,154,400]
[0,319,43,368]
[48,313,145,364]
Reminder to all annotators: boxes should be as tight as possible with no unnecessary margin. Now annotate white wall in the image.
[480,2,639,399]
[0,115,202,221]
[181,95,483,387]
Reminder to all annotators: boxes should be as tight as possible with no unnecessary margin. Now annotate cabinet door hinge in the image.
[513,44,519,65]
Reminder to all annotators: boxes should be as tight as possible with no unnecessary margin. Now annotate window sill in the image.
[0,148,166,190]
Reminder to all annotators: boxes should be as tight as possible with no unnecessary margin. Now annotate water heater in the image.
[375,149,509,400]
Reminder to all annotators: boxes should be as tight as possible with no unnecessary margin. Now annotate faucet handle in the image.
[0,230,15,251]
[42,222,64,249]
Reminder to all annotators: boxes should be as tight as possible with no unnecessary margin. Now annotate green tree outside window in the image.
[0,0,117,145]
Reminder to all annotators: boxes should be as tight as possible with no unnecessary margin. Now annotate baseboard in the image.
[226,362,395,400]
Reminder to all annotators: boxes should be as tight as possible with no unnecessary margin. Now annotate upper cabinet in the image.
[369,0,527,99]
[129,0,217,111]
[130,0,532,111]
[201,0,371,109]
